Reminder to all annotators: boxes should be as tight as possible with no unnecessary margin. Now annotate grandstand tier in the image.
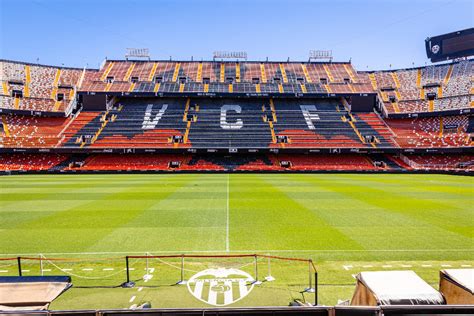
[79,60,373,96]
[1,153,472,172]
[1,60,83,115]
[1,97,472,152]
[2,58,472,117]
[2,97,406,150]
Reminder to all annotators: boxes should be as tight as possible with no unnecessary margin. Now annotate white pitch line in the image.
[103,268,114,271]
[343,265,353,270]
[441,264,452,267]
[0,270,8,273]
[82,268,93,271]
[362,265,373,268]
[226,173,230,252]
[3,249,473,256]
[129,296,136,303]
[21,270,30,272]
[382,265,393,268]
[138,287,143,292]
[461,264,472,267]
[143,275,153,283]
[401,265,412,268]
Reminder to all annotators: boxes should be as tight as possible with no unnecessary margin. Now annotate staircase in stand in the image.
[323,64,334,82]
[301,64,312,83]
[24,65,31,97]
[100,62,114,81]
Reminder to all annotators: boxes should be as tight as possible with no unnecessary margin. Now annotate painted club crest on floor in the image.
[187,267,255,306]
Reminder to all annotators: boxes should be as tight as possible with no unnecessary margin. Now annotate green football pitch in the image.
[0,173,472,309]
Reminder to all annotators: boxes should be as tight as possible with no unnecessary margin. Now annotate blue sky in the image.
[0,0,472,70]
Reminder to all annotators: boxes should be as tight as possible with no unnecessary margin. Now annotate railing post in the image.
[146,252,149,275]
[309,260,312,290]
[304,260,315,294]
[17,257,22,276]
[265,256,275,281]
[254,255,258,282]
[121,256,135,288]
[253,254,262,284]
[126,256,130,283]
[177,254,186,285]
[315,271,318,305]
[39,254,43,276]
[181,255,184,282]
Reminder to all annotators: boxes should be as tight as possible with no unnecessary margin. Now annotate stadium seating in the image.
[273,154,378,170]
[0,60,83,113]
[389,95,472,113]
[0,153,68,171]
[186,98,273,148]
[61,98,398,149]
[180,156,227,171]
[234,157,282,171]
[32,153,417,172]
[401,154,474,171]
[366,59,473,114]
[81,60,370,95]
[443,60,472,97]
[421,64,449,86]
[1,114,70,147]
[60,111,102,145]
[353,113,397,147]
[68,154,190,171]
[1,59,471,115]
[0,58,472,174]
[66,98,190,148]
[4,97,470,150]
[271,99,393,148]
[386,115,471,148]
[395,68,419,101]
[2,151,471,172]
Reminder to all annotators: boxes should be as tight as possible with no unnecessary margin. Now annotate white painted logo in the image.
[300,105,320,130]
[431,45,440,54]
[187,267,255,306]
[220,104,243,130]
[142,104,168,129]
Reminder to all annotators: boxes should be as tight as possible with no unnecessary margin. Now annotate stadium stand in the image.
[79,60,372,95]
[0,153,68,171]
[363,59,473,115]
[443,60,472,97]
[67,154,191,171]
[273,154,377,171]
[66,99,190,148]
[187,98,273,148]
[386,115,471,148]
[0,60,83,113]
[0,58,472,173]
[401,154,474,171]
[271,99,394,148]
[1,114,70,148]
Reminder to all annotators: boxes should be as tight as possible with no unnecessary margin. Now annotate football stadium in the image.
[0,0,473,314]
